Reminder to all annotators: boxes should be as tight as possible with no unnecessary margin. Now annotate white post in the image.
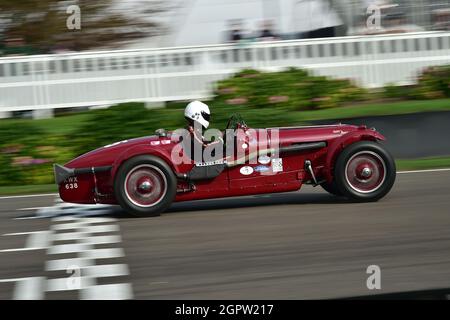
[32,108,54,120]
[0,111,12,119]
[145,101,165,109]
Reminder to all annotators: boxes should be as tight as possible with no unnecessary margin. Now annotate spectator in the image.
[2,37,38,56]
[432,9,450,31]
[258,20,279,41]
[227,19,244,43]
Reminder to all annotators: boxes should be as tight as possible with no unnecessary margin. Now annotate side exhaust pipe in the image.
[54,164,75,185]
[53,164,112,185]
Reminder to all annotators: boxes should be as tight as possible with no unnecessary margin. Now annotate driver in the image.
[184,101,224,161]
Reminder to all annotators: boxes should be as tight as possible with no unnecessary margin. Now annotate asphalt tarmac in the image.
[0,169,450,299]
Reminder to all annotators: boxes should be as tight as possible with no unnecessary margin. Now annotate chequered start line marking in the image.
[44,216,133,300]
[2,199,133,300]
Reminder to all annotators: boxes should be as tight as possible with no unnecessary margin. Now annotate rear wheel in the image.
[334,141,396,202]
[114,155,176,217]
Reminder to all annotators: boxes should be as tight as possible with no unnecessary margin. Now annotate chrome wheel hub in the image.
[138,180,152,193]
[345,151,387,194]
[361,167,372,179]
[124,165,167,208]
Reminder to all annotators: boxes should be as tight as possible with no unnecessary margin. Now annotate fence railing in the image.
[0,31,449,113]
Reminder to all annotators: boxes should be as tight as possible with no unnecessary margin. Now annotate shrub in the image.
[0,122,56,186]
[213,68,367,111]
[412,65,450,99]
[71,102,186,156]
[383,83,413,99]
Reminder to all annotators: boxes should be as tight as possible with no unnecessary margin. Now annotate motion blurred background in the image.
[0,0,449,194]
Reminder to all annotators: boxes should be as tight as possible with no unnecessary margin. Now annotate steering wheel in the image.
[225,113,247,131]
[223,114,249,151]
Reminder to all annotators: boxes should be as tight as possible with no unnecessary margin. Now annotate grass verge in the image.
[2,99,450,134]
[1,112,92,135]
[396,156,450,171]
[0,184,57,197]
[297,99,450,121]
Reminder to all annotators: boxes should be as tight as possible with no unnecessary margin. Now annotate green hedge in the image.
[71,103,186,156]
[414,65,450,99]
[0,122,71,186]
[383,65,450,100]
[213,68,367,110]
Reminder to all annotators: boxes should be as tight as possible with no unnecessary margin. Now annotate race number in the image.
[271,158,283,173]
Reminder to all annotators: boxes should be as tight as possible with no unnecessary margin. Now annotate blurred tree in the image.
[0,0,167,53]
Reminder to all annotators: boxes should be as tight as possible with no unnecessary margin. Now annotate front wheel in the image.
[320,180,342,196]
[334,141,396,202]
[114,155,177,217]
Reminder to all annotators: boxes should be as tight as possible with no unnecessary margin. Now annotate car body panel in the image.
[57,123,385,205]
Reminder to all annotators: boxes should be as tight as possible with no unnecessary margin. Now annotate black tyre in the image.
[114,155,177,217]
[334,141,396,202]
[320,180,343,196]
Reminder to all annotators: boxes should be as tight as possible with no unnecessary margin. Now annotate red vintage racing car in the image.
[54,114,396,217]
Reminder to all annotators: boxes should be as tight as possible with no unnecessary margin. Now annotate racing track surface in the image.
[0,170,450,299]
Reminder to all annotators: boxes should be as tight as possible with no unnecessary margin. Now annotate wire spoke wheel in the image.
[124,164,168,207]
[345,151,386,194]
[334,141,396,202]
[115,156,176,217]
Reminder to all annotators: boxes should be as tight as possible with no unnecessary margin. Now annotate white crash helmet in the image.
[184,100,211,129]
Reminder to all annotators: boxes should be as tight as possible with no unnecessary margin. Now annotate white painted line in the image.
[35,203,114,218]
[398,168,450,174]
[16,207,49,211]
[45,278,72,292]
[79,224,120,234]
[81,283,133,300]
[81,217,118,224]
[3,231,46,236]
[0,248,44,253]
[0,231,51,252]
[52,216,81,222]
[52,217,116,224]
[48,243,91,255]
[46,277,95,292]
[80,248,125,260]
[14,216,49,221]
[13,277,45,300]
[52,232,89,241]
[83,264,129,278]
[80,235,122,245]
[51,221,91,231]
[25,231,51,250]
[0,277,31,283]
[0,193,57,200]
[46,258,93,272]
